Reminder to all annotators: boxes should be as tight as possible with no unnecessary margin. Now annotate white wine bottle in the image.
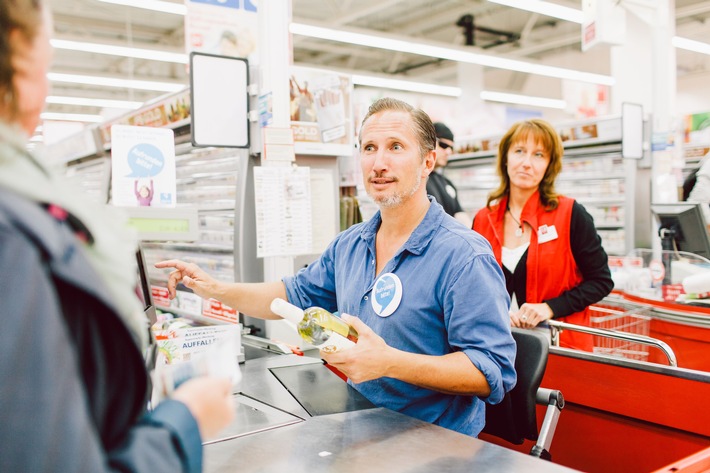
[270,298,358,352]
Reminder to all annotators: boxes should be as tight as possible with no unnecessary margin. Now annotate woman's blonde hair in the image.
[0,0,44,120]
[486,118,564,210]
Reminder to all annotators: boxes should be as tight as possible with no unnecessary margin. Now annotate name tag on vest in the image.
[537,224,559,243]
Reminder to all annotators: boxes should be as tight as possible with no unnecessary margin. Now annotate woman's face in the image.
[10,8,53,136]
[506,135,551,192]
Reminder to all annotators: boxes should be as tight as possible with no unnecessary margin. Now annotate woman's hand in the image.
[172,377,235,440]
[510,302,553,329]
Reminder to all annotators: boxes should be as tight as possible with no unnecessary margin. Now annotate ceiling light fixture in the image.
[51,39,188,64]
[480,90,567,109]
[290,21,615,86]
[487,0,583,24]
[48,72,185,92]
[40,112,105,123]
[672,36,710,56]
[46,95,144,109]
[491,1,710,58]
[96,0,186,15]
[352,75,462,97]
[347,68,562,108]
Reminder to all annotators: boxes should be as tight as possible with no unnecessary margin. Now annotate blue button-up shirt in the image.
[284,199,516,437]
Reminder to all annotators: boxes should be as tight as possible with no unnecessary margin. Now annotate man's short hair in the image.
[359,97,436,159]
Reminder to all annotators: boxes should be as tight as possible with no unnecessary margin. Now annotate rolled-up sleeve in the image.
[446,252,517,405]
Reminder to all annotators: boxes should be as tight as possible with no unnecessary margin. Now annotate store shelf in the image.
[294,141,354,157]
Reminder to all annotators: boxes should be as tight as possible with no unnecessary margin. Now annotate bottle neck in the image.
[270,298,305,324]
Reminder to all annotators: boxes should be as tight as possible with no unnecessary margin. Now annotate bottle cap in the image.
[270,298,305,324]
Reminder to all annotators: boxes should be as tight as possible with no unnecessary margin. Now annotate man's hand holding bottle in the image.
[319,314,393,384]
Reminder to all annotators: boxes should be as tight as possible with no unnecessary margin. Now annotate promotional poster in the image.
[110,125,177,208]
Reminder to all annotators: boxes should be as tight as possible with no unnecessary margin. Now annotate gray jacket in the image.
[0,187,202,472]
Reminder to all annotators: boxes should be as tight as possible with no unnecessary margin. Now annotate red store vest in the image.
[474,192,593,351]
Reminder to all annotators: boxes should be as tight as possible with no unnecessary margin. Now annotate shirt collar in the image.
[359,197,444,256]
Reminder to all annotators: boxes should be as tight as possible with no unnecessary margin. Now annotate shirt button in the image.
[364,296,369,300]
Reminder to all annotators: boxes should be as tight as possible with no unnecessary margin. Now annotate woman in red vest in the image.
[472,119,613,351]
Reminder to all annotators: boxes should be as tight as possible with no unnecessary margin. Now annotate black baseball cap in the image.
[433,122,454,142]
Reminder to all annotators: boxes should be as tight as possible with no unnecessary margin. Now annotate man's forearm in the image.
[385,350,490,396]
[216,281,288,320]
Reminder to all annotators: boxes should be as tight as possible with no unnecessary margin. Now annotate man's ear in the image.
[423,149,436,176]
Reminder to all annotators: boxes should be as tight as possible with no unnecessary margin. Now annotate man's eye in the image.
[392,144,403,150]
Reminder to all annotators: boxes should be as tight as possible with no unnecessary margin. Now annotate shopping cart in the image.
[588,303,652,361]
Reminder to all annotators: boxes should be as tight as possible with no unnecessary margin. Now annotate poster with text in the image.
[289,66,353,146]
[110,125,176,208]
[185,0,258,62]
[253,166,312,258]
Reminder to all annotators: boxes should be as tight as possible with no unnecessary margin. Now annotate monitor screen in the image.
[136,246,158,326]
[651,203,710,259]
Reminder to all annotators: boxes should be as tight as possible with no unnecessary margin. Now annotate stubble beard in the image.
[369,171,422,209]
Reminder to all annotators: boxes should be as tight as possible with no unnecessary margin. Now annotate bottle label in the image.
[371,272,402,317]
[317,332,355,353]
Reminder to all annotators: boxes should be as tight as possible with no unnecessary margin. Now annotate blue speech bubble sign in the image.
[126,143,165,178]
[375,275,396,311]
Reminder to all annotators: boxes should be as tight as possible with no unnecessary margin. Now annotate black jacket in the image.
[427,171,464,217]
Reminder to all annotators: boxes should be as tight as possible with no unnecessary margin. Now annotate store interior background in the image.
[39,0,710,147]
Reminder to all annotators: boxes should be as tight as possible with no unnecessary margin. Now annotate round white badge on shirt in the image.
[371,272,403,317]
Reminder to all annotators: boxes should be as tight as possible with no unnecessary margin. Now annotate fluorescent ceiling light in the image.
[41,112,105,123]
[487,0,583,24]
[290,21,615,86]
[352,75,461,97]
[46,95,143,109]
[51,39,187,64]
[48,72,185,92]
[480,90,567,109]
[96,0,186,15]
[672,36,710,56]
[490,1,709,59]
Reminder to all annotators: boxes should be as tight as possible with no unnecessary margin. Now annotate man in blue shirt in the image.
[157,97,516,437]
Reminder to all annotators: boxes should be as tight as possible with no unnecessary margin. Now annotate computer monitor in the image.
[136,246,157,327]
[136,246,160,376]
[651,202,710,259]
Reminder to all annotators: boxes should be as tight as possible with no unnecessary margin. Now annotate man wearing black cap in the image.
[427,122,471,226]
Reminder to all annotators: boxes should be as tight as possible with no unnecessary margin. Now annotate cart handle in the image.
[547,320,678,367]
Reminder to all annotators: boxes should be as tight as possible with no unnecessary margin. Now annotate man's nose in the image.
[372,149,389,170]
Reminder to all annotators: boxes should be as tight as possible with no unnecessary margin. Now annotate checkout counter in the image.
[202,348,578,473]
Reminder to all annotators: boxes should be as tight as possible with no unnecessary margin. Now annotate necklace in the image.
[507,206,524,237]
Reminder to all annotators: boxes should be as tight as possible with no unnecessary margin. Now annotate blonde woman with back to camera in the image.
[0,1,234,471]
[472,119,613,351]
